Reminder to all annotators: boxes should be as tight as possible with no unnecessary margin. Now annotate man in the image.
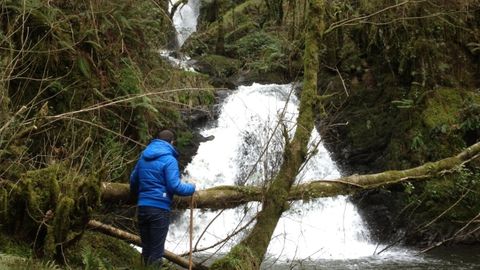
[130,129,196,266]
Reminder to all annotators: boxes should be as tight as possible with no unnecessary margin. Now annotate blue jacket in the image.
[130,139,195,211]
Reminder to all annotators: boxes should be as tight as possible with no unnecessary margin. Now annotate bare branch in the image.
[86,219,208,270]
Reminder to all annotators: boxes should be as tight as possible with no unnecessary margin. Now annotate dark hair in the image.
[158,129,175,143]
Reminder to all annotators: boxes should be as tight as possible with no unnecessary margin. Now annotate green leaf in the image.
[77,56,92,79]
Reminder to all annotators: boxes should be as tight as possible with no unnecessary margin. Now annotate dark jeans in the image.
[138,206,170,266]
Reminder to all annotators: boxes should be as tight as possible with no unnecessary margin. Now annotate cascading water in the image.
[172,0,200,47]
[167,83,381,262]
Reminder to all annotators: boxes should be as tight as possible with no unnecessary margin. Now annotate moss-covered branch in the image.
[101,141,480,209]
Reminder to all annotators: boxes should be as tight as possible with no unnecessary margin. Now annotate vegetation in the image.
[0,0,213,267]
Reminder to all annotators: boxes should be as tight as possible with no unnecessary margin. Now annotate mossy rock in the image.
[421,88,465,130]
[65,231,140,268]
[210,244,259,270]
[194,54,242,79]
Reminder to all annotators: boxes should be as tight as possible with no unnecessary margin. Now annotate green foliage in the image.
[227,31,291,75]
[95,137,133,181]
[422,88,463,130]
[65,232,139,269]
[81,247,111,270]
[0,0,178,166]
[248,42,287,73]
[321,0,480,89]
[410,132,424,151]
[404,167,480,228]
[176,130,194,148]
[460,96,480,132]
[233,31,277,59]
[0,234,32,258]
[0,254,61,270]
[78,55,92,79]
[391,99,414,109]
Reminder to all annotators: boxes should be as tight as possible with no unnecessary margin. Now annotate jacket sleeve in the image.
[130,162,140,195]
[164,157,195,196]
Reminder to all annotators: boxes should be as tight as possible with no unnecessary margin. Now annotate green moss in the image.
[0,231,140,269]
[422,88,464,130]
[210,244,259,270]
[65,231,139,268]
[196,54,242,78]
[45,196,74,257]
[0,163,101,260]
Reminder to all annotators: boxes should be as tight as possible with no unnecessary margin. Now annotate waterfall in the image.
[166,83,384,262]
[162,0,415,267]
[172,0,200,47]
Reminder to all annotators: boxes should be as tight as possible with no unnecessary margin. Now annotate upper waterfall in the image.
[172,0,201,47]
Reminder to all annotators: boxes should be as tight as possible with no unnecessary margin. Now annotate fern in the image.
[81,247,111,270]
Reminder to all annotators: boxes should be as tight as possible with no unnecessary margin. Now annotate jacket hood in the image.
[142,139,178,160]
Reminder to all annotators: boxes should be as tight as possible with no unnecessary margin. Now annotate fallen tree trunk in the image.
[86,220,208,270]
[101,140,480,210]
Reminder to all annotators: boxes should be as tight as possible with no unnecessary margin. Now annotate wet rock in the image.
[231,69,291,86]
[182,108,214,128]
[351,189,405,243]
[178,132,215,170]
[192,54,242,89]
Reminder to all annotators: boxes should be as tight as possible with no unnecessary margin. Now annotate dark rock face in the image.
[177,88,231,170]
[350,189,406,243]
[177,132,215,171]
[317,83,401,175]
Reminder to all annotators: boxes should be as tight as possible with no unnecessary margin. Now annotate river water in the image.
[161,1,480,269]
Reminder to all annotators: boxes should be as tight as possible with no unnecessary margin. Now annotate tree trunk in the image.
[215,16,225,55]
[208,1,324,269]
[265,0,284,25]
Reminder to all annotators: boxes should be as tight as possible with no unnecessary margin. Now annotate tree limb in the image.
[101,141,480,210]
[86,220,208,270]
